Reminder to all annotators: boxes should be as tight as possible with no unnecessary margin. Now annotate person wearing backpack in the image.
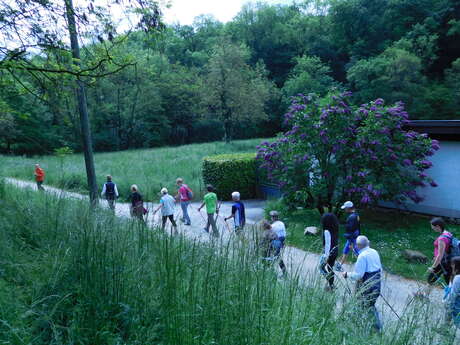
[101,175,119,210]
[224,191,246,234]
[335,201,360,272]
[427,217,454,286]
[176,178,192,226]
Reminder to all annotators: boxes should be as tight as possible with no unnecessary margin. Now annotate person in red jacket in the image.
[34,164,45,191]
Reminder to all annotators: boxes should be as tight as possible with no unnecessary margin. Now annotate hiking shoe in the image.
[334,262,344,272]
[185,223,191,226]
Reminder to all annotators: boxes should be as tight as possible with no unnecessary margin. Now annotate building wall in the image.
[380,141,460,218]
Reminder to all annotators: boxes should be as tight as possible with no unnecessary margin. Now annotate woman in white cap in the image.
[153,187,178,235]
[335,200,361,272]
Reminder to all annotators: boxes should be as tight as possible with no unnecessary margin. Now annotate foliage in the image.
[202,153,257,200]
[0,0,459,155]
[257,92,440,213]
[282,55,338,105]
[202,40,273,142]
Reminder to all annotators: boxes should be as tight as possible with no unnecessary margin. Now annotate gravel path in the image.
[5,178,446,328]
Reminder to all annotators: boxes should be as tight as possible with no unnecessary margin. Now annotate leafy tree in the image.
[202,40,273,142]
[347,45,426,116]
[257,92,439,214]
[0,0,164,203]
[282,55,337,104]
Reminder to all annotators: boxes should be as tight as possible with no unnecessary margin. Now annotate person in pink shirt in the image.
[427,217,453,286]
[176,178,192,226]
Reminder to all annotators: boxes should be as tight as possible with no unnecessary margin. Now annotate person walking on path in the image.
[101,175,119,210]
[153,188,178,235]
[269,210,286,248]
[261,220,287,276]
[224,191,246,234]
[198,185,219,237]
[335,201,360,271]
[319,213,340,290]
[343,235,383,331]
[445,257,460,327]
[128,185,145,221]
[34,164,45,191]
[428,217,453,286]
[176,178,192,226]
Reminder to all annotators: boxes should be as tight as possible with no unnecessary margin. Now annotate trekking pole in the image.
[379,293,402,321]
[223,218,232,232]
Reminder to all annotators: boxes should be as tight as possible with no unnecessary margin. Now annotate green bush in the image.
[202,153,257,200]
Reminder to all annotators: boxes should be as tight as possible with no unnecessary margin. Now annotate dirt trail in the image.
[5,178,445,326]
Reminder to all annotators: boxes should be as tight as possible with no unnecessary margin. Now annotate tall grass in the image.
[0,185,457,344]
[0,139,262,201]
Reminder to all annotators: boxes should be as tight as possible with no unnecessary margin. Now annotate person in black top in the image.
[128,184,144,221]
[319,212,340,290]
[101,175,119,210]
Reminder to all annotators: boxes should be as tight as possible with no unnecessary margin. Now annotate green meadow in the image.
[0,139,261,201]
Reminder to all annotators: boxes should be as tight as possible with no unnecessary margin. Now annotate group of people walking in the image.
[33,164,460,332]
[100,175,247,236]
[318,201,460,332]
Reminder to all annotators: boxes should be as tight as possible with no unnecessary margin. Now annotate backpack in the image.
[105,182,115,197]
[185,185,193,200]
[441,234,460,261]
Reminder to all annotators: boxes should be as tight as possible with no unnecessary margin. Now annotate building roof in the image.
[407,120,460,140]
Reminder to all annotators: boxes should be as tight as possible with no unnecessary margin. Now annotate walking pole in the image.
[223,218,232,232]
[379,293,402,321]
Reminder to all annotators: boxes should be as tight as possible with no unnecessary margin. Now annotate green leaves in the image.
[202,153,257,200]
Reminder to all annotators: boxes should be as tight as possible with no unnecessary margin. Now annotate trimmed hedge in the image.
[202,153,257,200]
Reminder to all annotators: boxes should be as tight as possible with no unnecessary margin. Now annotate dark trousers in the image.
[325,247,338,288]
[36,181,44,191]
[106,197,115,210]
[358,271,382,331]
[162,215,177,229]
[427,261,452,285]
[205,213,219,237]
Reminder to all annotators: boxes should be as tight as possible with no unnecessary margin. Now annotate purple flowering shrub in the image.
[257,92,439,212]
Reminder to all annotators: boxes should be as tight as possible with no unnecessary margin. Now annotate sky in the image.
[162,0,293,25]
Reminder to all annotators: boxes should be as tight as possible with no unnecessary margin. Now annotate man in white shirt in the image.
[270,210,286,245]
[343,235,382,331]
[101,175,119,211]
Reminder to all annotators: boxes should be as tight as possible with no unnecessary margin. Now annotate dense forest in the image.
[1,0,459,155]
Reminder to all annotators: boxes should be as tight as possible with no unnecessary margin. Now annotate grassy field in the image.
[265,199,460,281]
[0,181,455,344]
[0,139,262,201]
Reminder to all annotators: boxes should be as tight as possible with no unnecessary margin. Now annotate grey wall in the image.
[380,141,460,218]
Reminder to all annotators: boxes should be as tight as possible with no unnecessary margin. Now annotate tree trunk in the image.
[64,0,98,205]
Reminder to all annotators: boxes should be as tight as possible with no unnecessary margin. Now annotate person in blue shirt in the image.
[335,200,360,272]
[343,235,382,331]
[225,191,246,234]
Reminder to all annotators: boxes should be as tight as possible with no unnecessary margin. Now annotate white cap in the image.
[161,188,168,194]
[341,201,354,209]
[269,210,279,217]
[231,191,240,200]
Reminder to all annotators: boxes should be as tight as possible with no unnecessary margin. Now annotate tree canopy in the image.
[0,0,458,155]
